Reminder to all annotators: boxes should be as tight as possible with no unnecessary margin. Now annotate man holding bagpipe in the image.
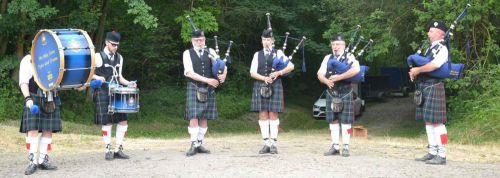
[409,21,450,165]
[317,34,360,157]
[250,13,294,154]
[182,17,227,157]
[19,54,60,175]
[92,31,137,160]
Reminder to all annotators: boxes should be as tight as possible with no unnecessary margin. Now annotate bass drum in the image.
[31,29,96,91]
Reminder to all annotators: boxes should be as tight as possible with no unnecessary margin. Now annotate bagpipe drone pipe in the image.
[186,15,233,79]
[406,4,470,80]
[326,25,372,83]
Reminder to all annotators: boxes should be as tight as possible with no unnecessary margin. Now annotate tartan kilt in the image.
[325,84,354,124]
[93,87,128,125]
[250,79,284,113]
[20,93,62,133]
[415,81,447,123]
[185,82,218,120]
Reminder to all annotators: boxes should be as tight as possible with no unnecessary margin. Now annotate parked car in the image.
[313,86,365,119]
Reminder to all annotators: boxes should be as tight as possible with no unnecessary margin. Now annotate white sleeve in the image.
[95,52,103,67]
[317,55,329,76]
[250,52,259,74]
[430,45,449,68]
[118,55,124,79]
[208,48,220,60]
[19,55,33,86]
[183,50,194,76]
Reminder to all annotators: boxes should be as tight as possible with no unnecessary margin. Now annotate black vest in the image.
[94,51,121,82]
[418,43,445,81]
[28,78,39,93]
[257,50,274,76]
[189,48,214,83]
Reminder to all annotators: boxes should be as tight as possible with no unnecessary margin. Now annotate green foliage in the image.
[175,7,219,43]
[7,0,58,21]
[0,56,22,121]
[123,0,159,29]
[446,64,500,143]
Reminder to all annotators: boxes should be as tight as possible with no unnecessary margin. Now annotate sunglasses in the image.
[108,41,119,47]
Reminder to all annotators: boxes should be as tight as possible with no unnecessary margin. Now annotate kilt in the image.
[415,81,447,124]
[93,87,128,125]
[325,83,354,124]
[250,79,284,113]
[20,93,62,133]
[185,82,218,120]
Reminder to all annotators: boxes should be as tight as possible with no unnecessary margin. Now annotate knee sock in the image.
[115,124,128,152]
[198,127,208,144]
[38,137,52,164]
[425,125,438,155]
[26,136,38,163]
[258,120,270,145]
[434,125,447,158]
[188,126,200,146]
[329,123,340,150]
[341,124,352,148]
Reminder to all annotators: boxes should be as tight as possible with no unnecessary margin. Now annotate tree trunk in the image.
[0,0,8,55]
[95,0,108,51]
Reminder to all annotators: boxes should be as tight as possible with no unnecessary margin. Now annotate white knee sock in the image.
[198,127,208,143]
[26,136,38,163]
[425,125,438,155]
[434,125,447,158]
[341,124,352,147]
[38,137,52,164]
[329,123,340,149]
[102,125,112,146]
[258,120,270,145]
[269,119,280,140]
[188,126,200,146]
[115,124,128,152]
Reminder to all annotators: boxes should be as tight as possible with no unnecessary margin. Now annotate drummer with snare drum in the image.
[92,31,137,161]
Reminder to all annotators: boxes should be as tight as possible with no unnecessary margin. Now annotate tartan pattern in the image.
[185,82,218,120]
[20,94,62,133]
[93,87,128,125]
[325,84,354,124]
[415,81,447,123]
[250,79,284,113]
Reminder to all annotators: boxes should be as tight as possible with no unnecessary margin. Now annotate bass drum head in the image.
[31,30,64,91]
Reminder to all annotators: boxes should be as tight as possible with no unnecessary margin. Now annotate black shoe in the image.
[324,145,340,156]
[197,145,211,154]
[426,155,446,165]
[114,151,130,159]
[342,148,350,157]
[415,153,436,161]
[114,145,130,159]
[186,142,197,157]
[24,162,37,175]
[38,155,57,170]
[258,145,270,154]
[270,145,278,154]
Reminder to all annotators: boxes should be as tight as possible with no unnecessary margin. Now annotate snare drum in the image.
[31,29,96,91]
[108,86,140,113]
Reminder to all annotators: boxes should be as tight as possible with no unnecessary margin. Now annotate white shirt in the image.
[249,49,291,74]
[95,48,124,78]
[183,48,218,76]
[428,39,449,68]
[19,55,33,86]
[317,53,359,76]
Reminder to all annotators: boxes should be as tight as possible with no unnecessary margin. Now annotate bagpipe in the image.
[406,4,470,80]
[186,15,233,80]
[265,13,307,73]
[326,25,373,83]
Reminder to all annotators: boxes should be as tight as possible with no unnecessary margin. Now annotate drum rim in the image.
[111,87,140,93]
[31,29,65,91]
[78,29,96,88]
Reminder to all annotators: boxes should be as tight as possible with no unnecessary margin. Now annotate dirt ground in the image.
[1,97,499,177]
